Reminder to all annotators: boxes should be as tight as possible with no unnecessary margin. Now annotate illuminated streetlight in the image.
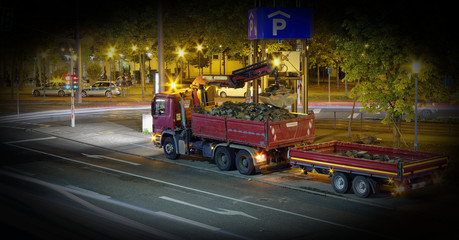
[197,45,202,75]
[178,49,184,88]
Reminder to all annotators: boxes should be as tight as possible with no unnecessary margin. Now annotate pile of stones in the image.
[195,101,299,122]
[259,85,297,108]
[334,150,405,163]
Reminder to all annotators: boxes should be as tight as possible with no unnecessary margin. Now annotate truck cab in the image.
[151,87,216,147]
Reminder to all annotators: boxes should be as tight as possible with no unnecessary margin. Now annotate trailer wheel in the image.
[163,137,179,160]
[352,176,372,198]
[235,150,255,175]
[215,147,235,171]
[331,172,350,194]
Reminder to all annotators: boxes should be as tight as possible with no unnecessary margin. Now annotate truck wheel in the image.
[58,90,65,97]
[33,90,40,97]
[215,147,235,171]
[352,176,372,198]
[331,172,350,194]
[235,150,255,175]
[163,137,180,160]
[81,91,87,97]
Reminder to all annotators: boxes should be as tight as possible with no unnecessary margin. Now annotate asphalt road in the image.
[0,106,457,239]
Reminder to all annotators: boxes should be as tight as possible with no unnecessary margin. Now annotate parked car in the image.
[81,81,121,97]
[217,82,253,98]
[32,84,71,97]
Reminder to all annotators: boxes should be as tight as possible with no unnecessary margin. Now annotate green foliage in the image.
[86,61,102,84]
[334,4,449,126]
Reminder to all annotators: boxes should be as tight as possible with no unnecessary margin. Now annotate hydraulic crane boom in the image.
[190,59,295,108]
[191,59,273,89]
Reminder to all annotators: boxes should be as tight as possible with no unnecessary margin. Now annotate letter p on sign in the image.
[272,19,286,36]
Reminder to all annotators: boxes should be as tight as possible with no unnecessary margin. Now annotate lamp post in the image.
[197,45,202,75]
[108,50,114,102]
[178,49,184,88]
[412,62,421,151]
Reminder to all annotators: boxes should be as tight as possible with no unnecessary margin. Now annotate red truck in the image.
[289,141,448,197]
[151,60,315,175]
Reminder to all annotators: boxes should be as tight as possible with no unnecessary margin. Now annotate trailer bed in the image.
[289,141,447,180]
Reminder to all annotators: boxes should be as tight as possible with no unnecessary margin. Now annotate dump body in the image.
[289,141,447,180]
[191,112,315,151]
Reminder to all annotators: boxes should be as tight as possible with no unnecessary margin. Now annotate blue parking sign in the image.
[248,8,313,40]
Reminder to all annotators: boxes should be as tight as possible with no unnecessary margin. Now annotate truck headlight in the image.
[255,153,267,163]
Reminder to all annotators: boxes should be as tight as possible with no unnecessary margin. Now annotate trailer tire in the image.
[163,137,180,160]
[235,150,255,175]
[215,147,235,171]
[352,176,372,198]
[331,172,350,194]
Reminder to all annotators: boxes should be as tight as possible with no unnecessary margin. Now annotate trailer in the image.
[289,141,448,197]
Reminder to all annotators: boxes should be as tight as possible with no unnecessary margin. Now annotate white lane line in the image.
[160,196,258,220]
[4,136,57,144]
[6,143,381,237]
[82,153,141,166]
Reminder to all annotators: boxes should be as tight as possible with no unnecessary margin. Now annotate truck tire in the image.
[215,147,235,171]
[352,176,372,198]
[235,150,255,175]
[163,137,180,160]
[331,172,350,194]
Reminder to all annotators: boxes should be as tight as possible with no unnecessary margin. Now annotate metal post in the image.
[157,0,164,93]
[328,67,331,104]
[334,111,336,129]
[301,39,308,114]
[70,48,75,128]
[414,73,418,151]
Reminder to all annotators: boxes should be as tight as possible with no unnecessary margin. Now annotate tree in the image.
[335,3,449,147]
[86,61,102,85]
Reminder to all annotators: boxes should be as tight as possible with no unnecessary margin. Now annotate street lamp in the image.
[197,45,202,75]
[108,50,114,102]
[178,49,184,88]
[412,62,421,151]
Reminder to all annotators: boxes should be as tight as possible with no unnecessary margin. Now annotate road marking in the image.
[160,196,258,220]
[4,136,57,144]
[155,211,221,231]
[82,153,141,166]
[6,143,382,237]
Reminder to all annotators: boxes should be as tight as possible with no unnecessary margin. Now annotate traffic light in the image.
[64,74,79,89]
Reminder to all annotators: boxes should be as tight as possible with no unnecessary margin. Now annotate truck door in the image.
[152,96,169,133]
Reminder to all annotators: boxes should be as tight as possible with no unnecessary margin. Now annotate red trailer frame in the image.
[289,141,447,197]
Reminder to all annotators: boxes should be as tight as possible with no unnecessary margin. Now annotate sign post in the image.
[328,67,332,104]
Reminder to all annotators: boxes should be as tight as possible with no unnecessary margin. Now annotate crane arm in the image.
[191,59,273,89]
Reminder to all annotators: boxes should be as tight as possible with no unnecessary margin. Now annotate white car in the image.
[81,81,121,97]
[32,84,72,97]
[218,82,257,98]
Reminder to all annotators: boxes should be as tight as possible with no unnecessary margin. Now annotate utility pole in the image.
[157,0,164,94]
